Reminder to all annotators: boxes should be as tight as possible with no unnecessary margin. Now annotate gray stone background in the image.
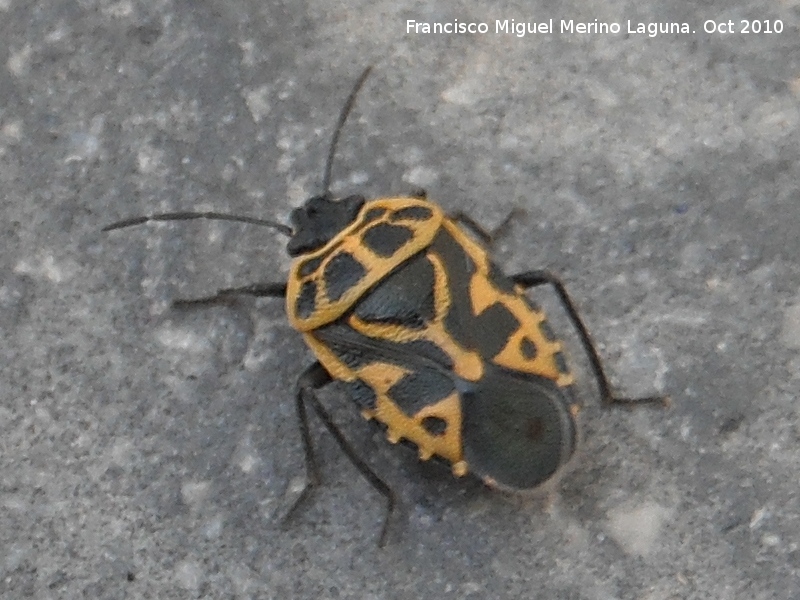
[2,0,799,598]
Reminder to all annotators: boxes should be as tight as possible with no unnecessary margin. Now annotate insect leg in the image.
[450,208,525,246]
[449,212,493,244]
[172,282,286,307]
[511,269,669,408]
[287,362,397,547]
[282,362,330,526]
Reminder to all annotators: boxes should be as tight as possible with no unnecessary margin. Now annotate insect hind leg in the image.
[285,362,397,547]
[511,269,669,408]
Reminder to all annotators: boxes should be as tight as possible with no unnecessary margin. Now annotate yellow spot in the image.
[557,373,575,387]
[356,362,408,391]
[452,461,469,478]
[469,274,497,314]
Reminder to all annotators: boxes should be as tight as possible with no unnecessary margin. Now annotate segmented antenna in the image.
[102,66,374,234]
[102,210,293,235]
[321,65,373,196]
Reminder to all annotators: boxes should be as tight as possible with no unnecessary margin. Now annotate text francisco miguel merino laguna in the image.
[407,19,692,37]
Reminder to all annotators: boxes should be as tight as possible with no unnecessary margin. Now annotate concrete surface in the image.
[2,0,799,598]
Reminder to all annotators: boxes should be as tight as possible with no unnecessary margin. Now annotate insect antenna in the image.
[320,65,373,196]
[102,210,293,235]
[104,66,373,234]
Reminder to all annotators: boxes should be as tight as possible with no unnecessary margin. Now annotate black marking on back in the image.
[520,337,538,360]
[316,320,456,373]
[554,351,570,375]
[404,339,454,370]
[354,253,435,329]
[324,252,367,301]
[421,416,447,436]
[488,262,517,294]
[391,206,433,222]
[343,379,378,410]
[540,320,557,342]
[472,302,520,358]
[296,281,317,319]
[363,207,388,223]
[430,229,477,350]
[388,369,455,414]
[362,223,414,258]
[298,255,324,278]
[315,323,375,370]
[314,321,460,416]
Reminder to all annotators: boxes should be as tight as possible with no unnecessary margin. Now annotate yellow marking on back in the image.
[287,197,443,332]
[356,362,408,392]
[364,389,464,469]
[347,251,483,382]
[442,219,574,387]
[302,333,468,474]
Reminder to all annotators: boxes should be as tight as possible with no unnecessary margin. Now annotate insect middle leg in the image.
[287,362,397,547]
[511,269,669,408]
[450,209,525,246]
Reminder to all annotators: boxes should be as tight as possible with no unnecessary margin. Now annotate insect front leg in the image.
[511,269,669,408]
[286,362,397,547]
[172,282,286,307]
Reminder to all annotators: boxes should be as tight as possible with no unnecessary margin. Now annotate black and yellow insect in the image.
[105,67,667,545]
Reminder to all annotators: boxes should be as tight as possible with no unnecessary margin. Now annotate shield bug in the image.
[104,67,668,546]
